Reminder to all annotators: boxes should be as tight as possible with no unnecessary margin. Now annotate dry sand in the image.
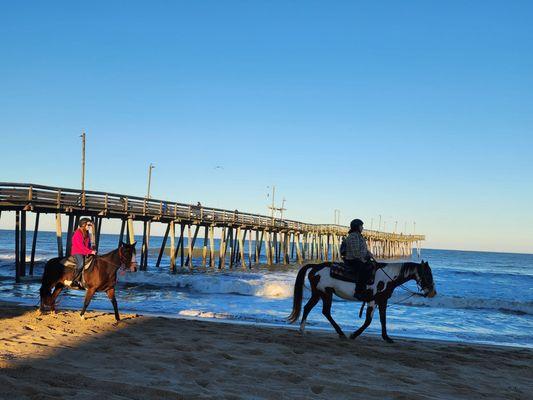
[1,301,531,400]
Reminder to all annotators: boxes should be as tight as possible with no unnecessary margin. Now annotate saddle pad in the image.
[329,262,357,283]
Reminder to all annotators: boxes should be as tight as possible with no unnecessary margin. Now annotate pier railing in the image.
[0,182,424,241]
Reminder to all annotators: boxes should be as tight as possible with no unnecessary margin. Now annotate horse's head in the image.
[119,241,138,272]
[415,260,436,298]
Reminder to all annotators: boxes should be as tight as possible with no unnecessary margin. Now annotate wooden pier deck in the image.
[0,183,425,282]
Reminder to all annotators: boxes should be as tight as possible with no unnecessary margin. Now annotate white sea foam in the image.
[178,310,232,319]
[119,270,296,299]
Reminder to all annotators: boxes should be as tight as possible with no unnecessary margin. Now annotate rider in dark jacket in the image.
[341,219,374,299]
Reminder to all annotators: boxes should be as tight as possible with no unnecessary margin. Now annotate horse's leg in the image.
[299,290,320,334]
[378,301,394,343]
[106,288,120,321]
[321,289,345,338]
[350,301,375,340]
[50,284,65,313]
[80,288,96,319]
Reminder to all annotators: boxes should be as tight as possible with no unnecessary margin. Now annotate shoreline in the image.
[0,298,531,351]
[1,301,532,399]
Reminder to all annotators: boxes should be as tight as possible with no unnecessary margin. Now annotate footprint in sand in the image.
[246,348,264,356]
[311,385,324,395]
[195,379,210,388]
[182,354,197,364]
[220,352,235,360]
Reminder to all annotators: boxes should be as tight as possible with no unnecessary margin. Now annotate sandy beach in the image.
[0,301,531,400]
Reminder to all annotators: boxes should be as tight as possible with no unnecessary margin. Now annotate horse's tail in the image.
[287,264,314,324]
[39,258,60,310]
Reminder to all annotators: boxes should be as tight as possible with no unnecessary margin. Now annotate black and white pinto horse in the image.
[288,261,436,342]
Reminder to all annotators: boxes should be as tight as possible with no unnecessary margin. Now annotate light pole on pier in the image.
[267,186,287,221]
[378,214,382,231]
[81,130,86,192]
[268,186,276,221]
[334,209,340,225]
[80,130,86,207]
[147,163,155,199]
[394,220,398,234]
[280,198,287,221]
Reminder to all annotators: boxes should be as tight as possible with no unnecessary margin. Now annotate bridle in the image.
[377,261,431,299]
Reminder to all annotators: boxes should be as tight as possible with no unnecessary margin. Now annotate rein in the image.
[95,248,129,270]
[358,262,426,318]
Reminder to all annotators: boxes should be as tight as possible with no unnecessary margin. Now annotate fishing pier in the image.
[0,183,425,282]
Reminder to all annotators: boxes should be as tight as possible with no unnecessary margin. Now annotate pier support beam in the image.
[185,225,200,268]
[209,225,215,269]
[219,227,227,269]
[55,213,63,258]
[65,214,74,257]
[170,221,176,272]
[202,225,208,269]
[29,212,40,275]
[20,210,26,277]
[15,211,20,283]
[119,219,126,245]
[127,217,135,245]
[156,222,170,269]
[238,228,246,269]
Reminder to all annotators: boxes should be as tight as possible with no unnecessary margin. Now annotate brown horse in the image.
[39,241,137,321]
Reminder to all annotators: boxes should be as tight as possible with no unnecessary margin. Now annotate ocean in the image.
[0,229,531,348]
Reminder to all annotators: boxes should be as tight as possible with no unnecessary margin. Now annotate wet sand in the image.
[0,301,531,399]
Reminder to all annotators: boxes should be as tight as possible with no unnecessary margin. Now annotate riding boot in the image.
[354,266,371,300]
[71,269,83,289]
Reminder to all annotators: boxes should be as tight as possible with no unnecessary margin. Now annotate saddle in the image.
[59,255,95,271]
[329,262,358,283]
[329,261,386,284]
[60,256,96,289]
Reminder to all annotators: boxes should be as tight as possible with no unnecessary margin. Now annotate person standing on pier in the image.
[71,218,96,287]
[341,219,374,300]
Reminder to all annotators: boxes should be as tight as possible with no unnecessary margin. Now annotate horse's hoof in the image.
[80,315,85,320]
[339,334,347,340]
[384,337,394,344]
[349,333,358,340]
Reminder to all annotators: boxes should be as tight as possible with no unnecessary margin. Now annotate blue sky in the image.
[1,1,532,253]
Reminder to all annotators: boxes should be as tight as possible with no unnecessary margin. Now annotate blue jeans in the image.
[73,254,84,278]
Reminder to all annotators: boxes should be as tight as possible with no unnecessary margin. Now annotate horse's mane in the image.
[381,261,419,279]
[98,247,120,258]
[399,262,420,277]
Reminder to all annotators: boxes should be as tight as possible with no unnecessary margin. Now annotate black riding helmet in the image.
[350,219,364,231]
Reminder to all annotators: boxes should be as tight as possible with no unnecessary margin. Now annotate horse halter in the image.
[416,263,434,296]
[117,246,131,267]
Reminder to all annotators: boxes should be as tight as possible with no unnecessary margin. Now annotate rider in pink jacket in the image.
[71,218,96,286]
